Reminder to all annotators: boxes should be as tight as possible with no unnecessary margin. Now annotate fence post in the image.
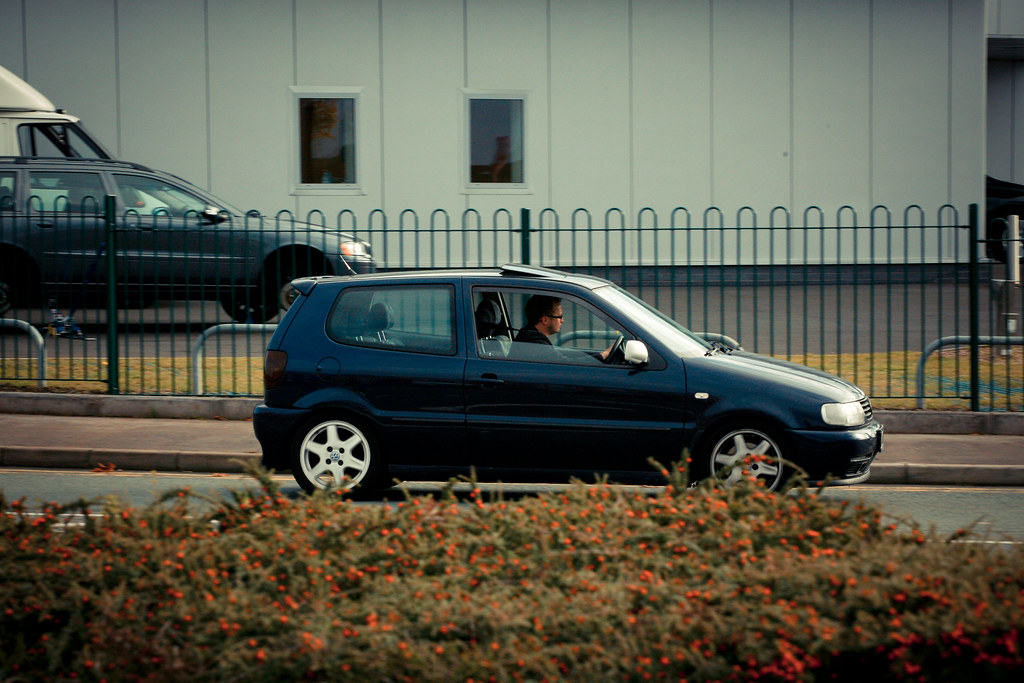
[969,203,979,412]
[104,195,120,395]
[520,208,531,265]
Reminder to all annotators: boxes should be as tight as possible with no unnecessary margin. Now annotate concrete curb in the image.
[0,393,259,421]
[0,446,260,473]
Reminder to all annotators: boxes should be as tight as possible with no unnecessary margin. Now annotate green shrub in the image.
[1,468,1022,681]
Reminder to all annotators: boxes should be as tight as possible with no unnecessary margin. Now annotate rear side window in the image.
[327,284,457,355]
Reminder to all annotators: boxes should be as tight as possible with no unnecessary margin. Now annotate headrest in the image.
[366,302,394,332]
[474,299,502,337]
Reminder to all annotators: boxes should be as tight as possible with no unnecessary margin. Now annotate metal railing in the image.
[1,198,1021,410]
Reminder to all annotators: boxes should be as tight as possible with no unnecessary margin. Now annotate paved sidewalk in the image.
[1,393,1023,486]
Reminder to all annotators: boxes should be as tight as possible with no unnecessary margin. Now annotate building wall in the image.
[0,0,986,231]
[988,0,1024,182]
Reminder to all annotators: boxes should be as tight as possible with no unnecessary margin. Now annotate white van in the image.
[0,64,112,159]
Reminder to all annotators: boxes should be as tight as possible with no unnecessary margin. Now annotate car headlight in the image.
[821,401,866,426]
[340,240,369,257]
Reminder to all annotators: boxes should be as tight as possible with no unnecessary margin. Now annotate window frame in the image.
[288,86,365,197]
[461,89,531,195]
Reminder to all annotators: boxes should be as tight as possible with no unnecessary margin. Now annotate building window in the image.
[464,91,527,192]
[290,87,362,195]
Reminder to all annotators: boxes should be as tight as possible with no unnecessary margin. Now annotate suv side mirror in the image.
[201,206,228,224]
[623,339,648,365]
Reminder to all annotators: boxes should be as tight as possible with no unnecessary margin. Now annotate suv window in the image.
[327,285,457,355]
[113,173,209,217]
[26,171,105,212]
[0,172,14,211]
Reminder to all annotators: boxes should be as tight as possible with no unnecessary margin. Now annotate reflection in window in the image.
[26,172,105,212]
[469,98,523,184]
[113,174,208,217]
[299,98,355,184]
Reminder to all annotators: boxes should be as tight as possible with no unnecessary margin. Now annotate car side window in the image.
[475,287,624,366]
[327,284,457,355]
[26,171,105,212]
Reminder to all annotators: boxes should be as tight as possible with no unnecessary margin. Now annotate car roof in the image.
[291,264,615,295]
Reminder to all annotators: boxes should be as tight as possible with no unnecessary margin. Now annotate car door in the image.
[463,285,688,473]
[321,281,468,463]
[25,169,109,301]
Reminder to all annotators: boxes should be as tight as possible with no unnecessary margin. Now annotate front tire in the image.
[695,422,789,492]
[290,416,386,493]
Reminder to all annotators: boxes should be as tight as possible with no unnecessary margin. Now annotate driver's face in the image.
[540,303,563,335]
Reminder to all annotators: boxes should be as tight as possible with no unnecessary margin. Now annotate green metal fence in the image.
[1,198,1020,410]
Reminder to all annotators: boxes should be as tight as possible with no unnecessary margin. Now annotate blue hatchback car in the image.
[253,264,882,493]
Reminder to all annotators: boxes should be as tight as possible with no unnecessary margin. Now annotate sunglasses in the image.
[546,314,563,319]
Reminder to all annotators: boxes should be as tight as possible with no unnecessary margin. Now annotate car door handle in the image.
[35,222,53,229]
[470,373,504,387]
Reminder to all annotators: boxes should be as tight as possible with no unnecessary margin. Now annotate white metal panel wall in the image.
[548,1,632,213]
[205,1,294,209]
[950,0,985,221]
[631,0,713,219]
[117,0,209,189]
[711,0,792,218]
[380,0,463,217]
[0,0,26,74]
[0,0,988,259]
[294,0,383,217]
[791,0,871,217]
[871,0,951,212]
[464,0,549,220]
[19,0,120,155]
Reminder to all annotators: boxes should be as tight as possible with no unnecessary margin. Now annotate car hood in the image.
[702,350,865,403]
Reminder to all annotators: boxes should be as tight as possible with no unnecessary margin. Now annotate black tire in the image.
[693,421,790,492]
[0,256,41,315]
[289,415,387,493]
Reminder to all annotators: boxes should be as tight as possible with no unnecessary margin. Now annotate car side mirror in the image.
[623,339,648,365]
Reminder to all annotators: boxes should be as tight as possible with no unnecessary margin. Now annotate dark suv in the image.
[0,157,374,321]
[253,264,883,493]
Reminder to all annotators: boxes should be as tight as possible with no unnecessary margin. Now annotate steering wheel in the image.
[604,335,625,364]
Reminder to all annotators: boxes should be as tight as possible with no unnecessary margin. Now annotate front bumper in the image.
[788,420,883,486]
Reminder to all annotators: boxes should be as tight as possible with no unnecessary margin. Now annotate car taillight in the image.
[264,350,288,389]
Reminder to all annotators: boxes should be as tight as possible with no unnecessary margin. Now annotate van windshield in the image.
[18,123,112,159]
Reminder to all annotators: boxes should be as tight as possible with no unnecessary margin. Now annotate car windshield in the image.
[594,284,711,358]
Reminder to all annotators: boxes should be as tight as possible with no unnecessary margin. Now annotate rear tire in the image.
[0,256,41,315]
[290,415,387,493]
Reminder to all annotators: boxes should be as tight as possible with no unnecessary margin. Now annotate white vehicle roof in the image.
[0,64,57,112]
